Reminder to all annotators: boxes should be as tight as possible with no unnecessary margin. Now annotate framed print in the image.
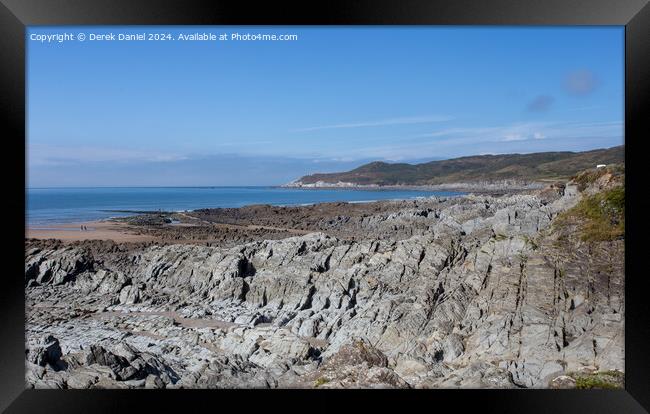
[1,0,649,412]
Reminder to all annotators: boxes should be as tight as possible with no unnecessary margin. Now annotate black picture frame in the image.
[2,0,648,412]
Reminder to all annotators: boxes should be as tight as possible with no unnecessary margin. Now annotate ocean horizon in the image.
[26,186,464,226]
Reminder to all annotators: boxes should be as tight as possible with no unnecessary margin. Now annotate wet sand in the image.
[26,221,157,243]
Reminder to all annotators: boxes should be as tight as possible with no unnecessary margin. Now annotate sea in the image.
[26,187,464,226]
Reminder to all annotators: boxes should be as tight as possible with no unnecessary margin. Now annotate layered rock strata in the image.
[25,178,624,389]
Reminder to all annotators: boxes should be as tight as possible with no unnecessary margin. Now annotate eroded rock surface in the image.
[25,179,624,389]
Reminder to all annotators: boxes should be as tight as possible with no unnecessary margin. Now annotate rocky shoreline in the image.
[282,179,547,193]
[25,171,624,389]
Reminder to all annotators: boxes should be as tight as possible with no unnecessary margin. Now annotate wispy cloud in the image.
[417,121,621,143]
[318,120,623,161]
[214,140,273,147]
[291,115,452,132]
[503,133,526,142]
[28,119,624,185]
[416,123,551,143]
[28,143,188,167]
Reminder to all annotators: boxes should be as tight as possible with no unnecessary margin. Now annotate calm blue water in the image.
[26,187,464,226]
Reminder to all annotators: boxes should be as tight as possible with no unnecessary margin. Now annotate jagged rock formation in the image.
[25,174,624,389]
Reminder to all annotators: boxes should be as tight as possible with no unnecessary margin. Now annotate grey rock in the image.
[27,335,63,368]
[25,248,91,286]
[145,374,165,389]
[24,178,624,389]
[549,375,577,389]
[119,285,141,304]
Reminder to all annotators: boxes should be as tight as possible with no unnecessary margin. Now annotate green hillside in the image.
[297,146,624,186]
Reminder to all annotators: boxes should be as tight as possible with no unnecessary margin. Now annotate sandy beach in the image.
[26,220,157,243]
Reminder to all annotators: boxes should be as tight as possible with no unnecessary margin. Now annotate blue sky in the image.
[27,26,624,187]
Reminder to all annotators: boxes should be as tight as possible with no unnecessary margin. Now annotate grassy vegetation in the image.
[522,235,539,250]
[300,146,624,186]
[556,185,624,242]
[314,377,330,387]
[572,164,624,191]
[570,370,624,389]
